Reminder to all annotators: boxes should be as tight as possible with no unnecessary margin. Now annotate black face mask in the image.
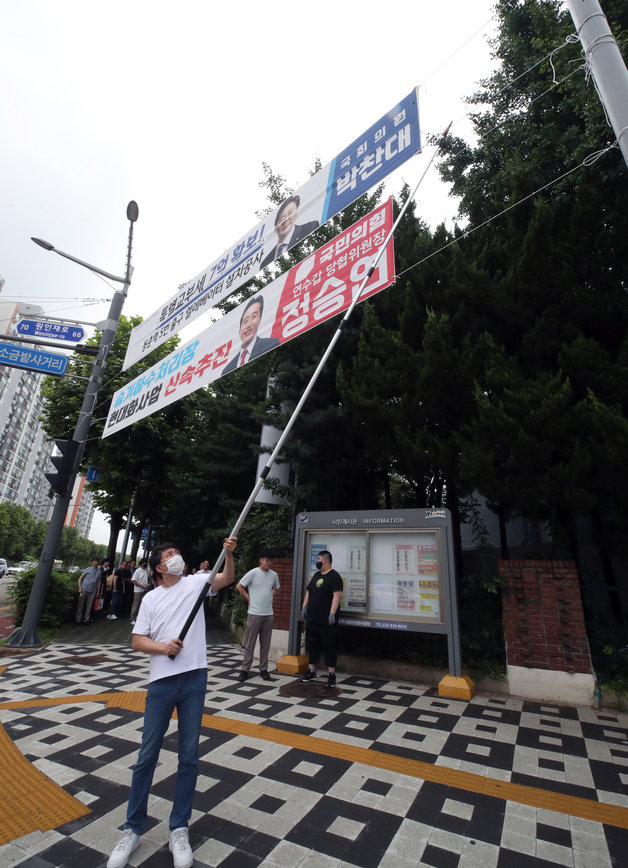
[315,560,323,570]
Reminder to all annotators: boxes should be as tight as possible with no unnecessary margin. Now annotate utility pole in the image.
[8,201,139,647]
[566,0,628,171]
[117,474,141,568]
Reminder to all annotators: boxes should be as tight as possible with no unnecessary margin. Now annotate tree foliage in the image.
[32,2,628,650]
[0,501,104,564]
[0,502,47,562]
[40,315,183,559]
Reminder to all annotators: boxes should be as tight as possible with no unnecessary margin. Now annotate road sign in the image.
[86,465,100,482]
[0,342,68,376]
[17,319,85,342]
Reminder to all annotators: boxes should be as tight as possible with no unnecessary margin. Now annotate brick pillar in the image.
[272,558,293,630]
[500,560,593,675]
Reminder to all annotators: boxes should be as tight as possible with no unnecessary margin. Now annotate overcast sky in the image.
[1,1,500,546]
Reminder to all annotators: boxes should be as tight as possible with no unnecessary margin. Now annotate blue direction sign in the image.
[86,465,101,483]
[0,342,68,376]
[17,319,84,342]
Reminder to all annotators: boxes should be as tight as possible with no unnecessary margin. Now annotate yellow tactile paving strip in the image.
[0,723,90,845]
[1,689,627,848]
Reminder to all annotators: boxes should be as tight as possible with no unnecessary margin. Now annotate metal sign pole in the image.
[8,202,139,648]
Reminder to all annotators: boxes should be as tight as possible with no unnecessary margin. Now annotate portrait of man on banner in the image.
[261,195,320,269]
[221,295,279,375]
[105,200,395,438]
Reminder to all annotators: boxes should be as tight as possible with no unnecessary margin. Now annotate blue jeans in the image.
[124,668,206,833]
[109,591,119,616]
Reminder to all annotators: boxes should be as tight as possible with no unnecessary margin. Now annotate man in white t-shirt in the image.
[129,559,150,623]
[236,549,280,682]
[107,537,237,868]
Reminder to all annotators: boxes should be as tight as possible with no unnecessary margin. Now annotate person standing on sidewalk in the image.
[236,549,280,682]
[300,550,343,689]
[129,559,150,624]
[107,536,237,868]
[75,558,102,624]
[107,561,130,620]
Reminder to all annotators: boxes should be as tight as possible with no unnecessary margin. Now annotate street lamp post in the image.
[8,201,139,648]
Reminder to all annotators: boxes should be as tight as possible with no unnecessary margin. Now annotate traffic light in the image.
[45,439,80,496]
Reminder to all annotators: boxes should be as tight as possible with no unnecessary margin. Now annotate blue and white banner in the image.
[123,89,420,370]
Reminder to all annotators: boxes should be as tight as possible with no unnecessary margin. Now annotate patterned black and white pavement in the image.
[0,642,627,867]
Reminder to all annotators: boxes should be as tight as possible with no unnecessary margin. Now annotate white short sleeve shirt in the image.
[133,574,215,682]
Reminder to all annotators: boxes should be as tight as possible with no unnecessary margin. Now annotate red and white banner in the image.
[104,200,395,438]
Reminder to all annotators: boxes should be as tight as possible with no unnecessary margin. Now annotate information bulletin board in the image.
[288,508,463,676]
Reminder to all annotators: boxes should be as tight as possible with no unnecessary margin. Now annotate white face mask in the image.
[165,553,185,575]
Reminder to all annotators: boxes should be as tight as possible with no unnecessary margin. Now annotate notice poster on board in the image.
[417,541,440,617]
[369,531,442,621]
[394,543,416,575]
[342,574,367,612]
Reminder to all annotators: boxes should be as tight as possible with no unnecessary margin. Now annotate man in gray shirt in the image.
[236,549,280,682]
[76,558,102,624]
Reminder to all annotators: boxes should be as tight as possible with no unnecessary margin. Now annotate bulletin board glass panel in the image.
[303,529,443,623]
[369,530,442,623]
[305,532,368,614]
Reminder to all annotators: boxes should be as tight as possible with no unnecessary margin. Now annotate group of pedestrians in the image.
[75,556,154,624]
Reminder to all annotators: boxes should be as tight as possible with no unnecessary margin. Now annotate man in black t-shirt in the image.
[299,550,343,689]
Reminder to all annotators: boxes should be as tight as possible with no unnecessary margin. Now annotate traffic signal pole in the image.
[8,202,139,647]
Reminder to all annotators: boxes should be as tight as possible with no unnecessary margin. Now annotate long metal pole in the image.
[8,202,138,647]
[117,474,141,568]
[170,127,452,655]
[566,0,628,170]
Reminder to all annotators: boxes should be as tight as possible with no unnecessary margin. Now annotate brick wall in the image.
[499,560,593,674]
[272,558,294,631]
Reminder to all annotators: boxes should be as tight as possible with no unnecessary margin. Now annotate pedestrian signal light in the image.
[45,439,80,496]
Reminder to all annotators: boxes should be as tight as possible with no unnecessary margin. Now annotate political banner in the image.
[122,90,419,370]
[105,200,395,438]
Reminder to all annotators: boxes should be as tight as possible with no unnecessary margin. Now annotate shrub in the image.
[9,568,77,630]
[220,586,248,630]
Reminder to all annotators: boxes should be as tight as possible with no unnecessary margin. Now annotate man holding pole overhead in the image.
[107,537,237,868]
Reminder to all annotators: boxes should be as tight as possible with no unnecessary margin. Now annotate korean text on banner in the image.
[122,90,419,371]
[105,200,395,438]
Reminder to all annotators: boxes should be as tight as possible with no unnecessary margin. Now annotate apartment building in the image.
[0,298,97,539]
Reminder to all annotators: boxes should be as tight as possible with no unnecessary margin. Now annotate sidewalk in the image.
[0,614,627,866]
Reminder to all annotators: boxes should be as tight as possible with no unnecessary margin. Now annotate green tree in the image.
[40,315,182,560]
[0,502,37,560]
[432,0,628,640]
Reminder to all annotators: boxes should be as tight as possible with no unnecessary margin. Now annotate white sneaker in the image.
[169,827,193,868]
[110,614,118,620]
[107,829,140,868]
